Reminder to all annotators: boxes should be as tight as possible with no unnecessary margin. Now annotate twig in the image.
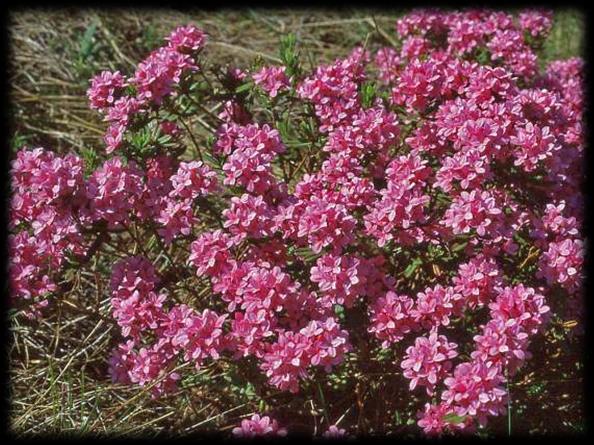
[94,15,137,68]
[368,16,399,48]
[209,41,283,63]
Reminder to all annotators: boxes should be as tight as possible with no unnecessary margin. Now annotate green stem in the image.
[506,367,512,436]
[316,381,331,427]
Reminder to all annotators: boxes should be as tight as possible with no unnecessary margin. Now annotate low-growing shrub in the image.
[9,8,584,437]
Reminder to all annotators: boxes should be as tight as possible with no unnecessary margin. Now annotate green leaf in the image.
[201,149,219,168]
[294,247,322,262]
[10,133,32,154]
[403,257,422,278]
[141,24,159,52]
[279,33,301,79]
[80,146,99,176]
[443,413,466,424]
[361,81,377,108]
[333,305,345,321]
[79,23,97,61]
[276,118,291,142]
[235,82,253,94]
[451,240,468,253]
[130,126,152,150]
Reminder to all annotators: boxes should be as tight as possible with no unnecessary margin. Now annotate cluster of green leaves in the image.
[279,33,302,81]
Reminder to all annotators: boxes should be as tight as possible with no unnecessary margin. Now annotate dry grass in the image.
[7,8,586,437]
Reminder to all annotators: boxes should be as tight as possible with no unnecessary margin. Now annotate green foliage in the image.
[79,23,98,63]
[527,382,546,396]
[474,46,491,65]
[361,81,378,108]
[443,413,467,424]
[141,24,160,53]
[80,146,100,178]
[293,246,323,263]
[73,22,101,80]
[333,304,346,322]
[128,125,157,157]
[279,33,301,80]
[403,257,423,278]
[10,133,31,154]
[235,81,253,94]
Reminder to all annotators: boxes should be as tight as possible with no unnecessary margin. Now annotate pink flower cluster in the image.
[108,255,228,397]
[217,122,286,196]
[252,65,291,98]
[260,317,350,393]
[84,157,145,227]
[87,70,126,111]
[9,148,86,317]
[418,284,550,434]
[323,424,347,438]
[310,254,388,308]
[391,9,549,81]
[518,9,553,38]
[232,414,287,437]
[440,189,503,237]
[297,47,368,133]
[87,25,207,152]
[158,160,218,243]
[401,329,458,395]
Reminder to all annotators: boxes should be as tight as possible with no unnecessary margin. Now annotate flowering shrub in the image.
[9,8,584,437]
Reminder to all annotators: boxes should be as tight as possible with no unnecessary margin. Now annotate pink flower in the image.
[87,70,126,111]
[417,403,454,436]
[510,121,559,172]
[364,153,431,247]
[169,161,218,200]
[441,361,507,426]
[452,254,502,309]
[252,65,291,98]
[299,317,351,372]
[188,229,236,277]
[227,308,274,358]
[160,120,181,137]
[156,198,196,244]
[165,306,227,369]
[440,190,503,237]
[323,424,347,438]
[132,46,197,105]
[297,199,356,254]
[396,9,447,38]
[412,285,462,329]
[9,14,586,435]
[109,256,165,339]
[166,24,207,53]
[518,9,553,39]
[391,58,444,112]
[401,330,458,394]
[259,317,350,393]
[222,193,275,240]
[260,329,312,393]
[84,157,144,227]
[105,95,145,127]
[488,284,550,336]
[297,47,368,133]
[310,254,365,308]
[220,123,285,195]
[232,414,287,437]
[375,47,401,84]
[368,291,417,347]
